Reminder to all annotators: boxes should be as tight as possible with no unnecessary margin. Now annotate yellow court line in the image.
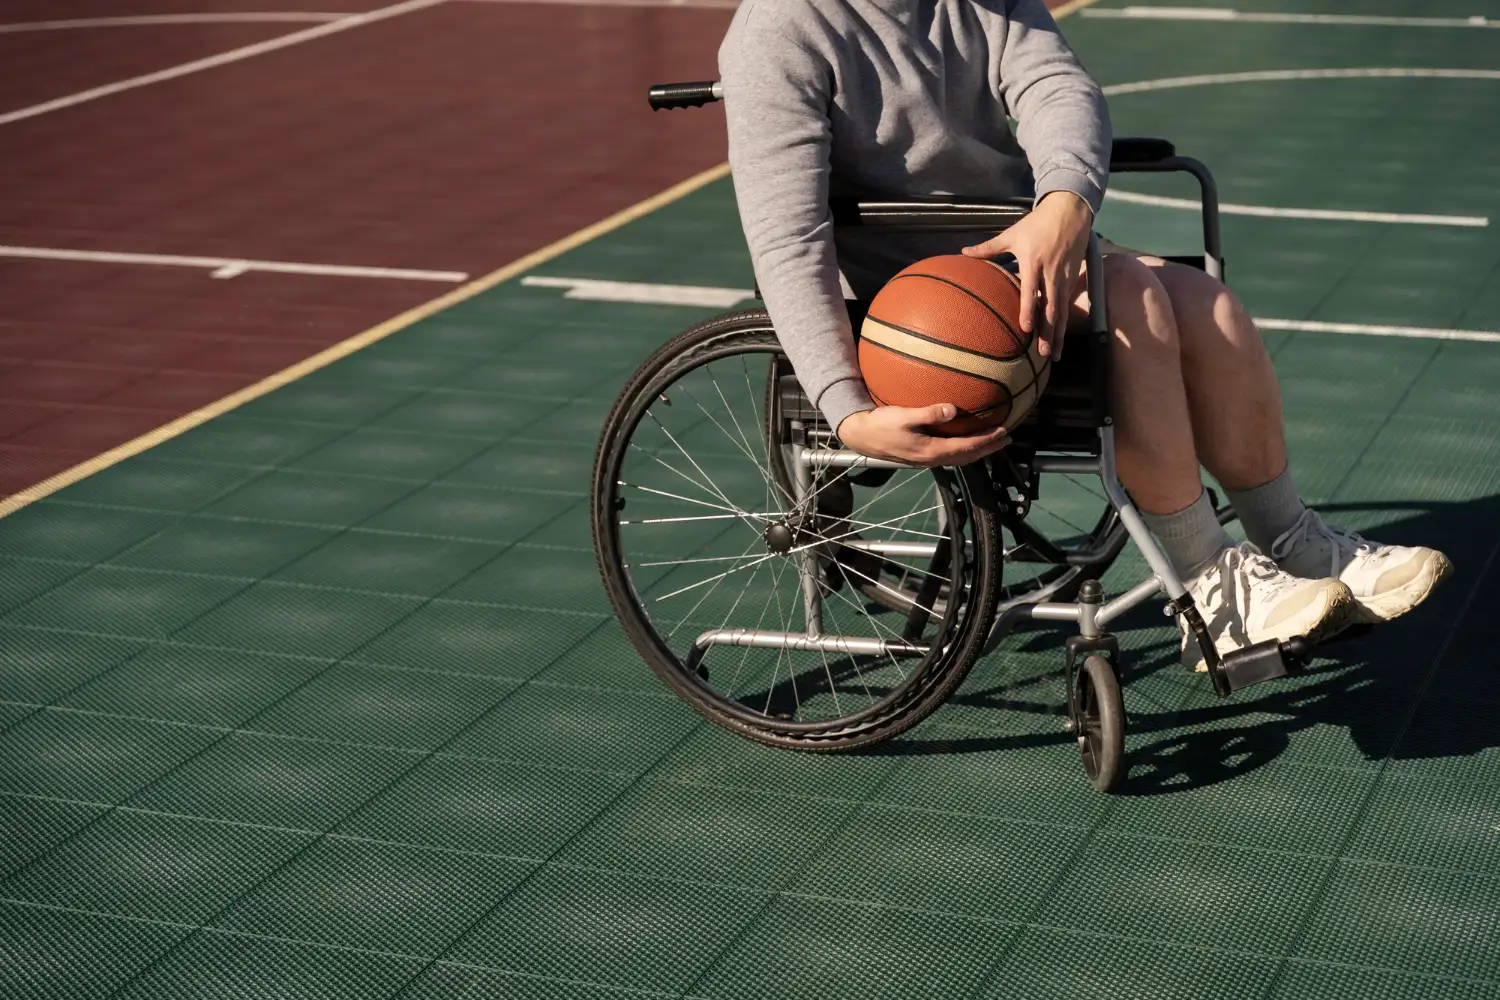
[0,162,731,519]
[1052,0,1103,18]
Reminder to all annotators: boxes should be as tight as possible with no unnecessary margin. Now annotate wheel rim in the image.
[1076,667,1104,778]
[599,335,984,735]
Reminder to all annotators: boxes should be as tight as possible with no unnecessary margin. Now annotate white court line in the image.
[522,276,1500,344]
[521,275,753,307]
[1105,188,1488,228]
[0,245,468,283]
[1103,66,1500,98]
[1083,7,1496,29]
[1255,319,1500,344]
[0,13,347,34]
[0,0,445,127]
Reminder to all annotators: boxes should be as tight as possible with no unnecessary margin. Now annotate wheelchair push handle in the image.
[648,81,723,110]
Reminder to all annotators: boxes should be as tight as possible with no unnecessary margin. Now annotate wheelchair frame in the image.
[607,82,1315,792]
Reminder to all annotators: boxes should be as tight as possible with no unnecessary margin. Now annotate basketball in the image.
[858,254,1051,436]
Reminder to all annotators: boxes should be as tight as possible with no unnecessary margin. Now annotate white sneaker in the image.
[1270,508,1452,623]
[1178,543,1358,672]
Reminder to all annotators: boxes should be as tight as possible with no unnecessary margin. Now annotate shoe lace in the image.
[1190,543,1285,644]
[1270,508,1371,576]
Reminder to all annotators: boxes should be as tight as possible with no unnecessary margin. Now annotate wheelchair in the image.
[590,81,1314,793]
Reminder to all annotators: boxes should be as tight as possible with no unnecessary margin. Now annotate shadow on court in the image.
[868,494,1500,796]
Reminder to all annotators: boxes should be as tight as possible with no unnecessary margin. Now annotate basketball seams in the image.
[860,338,1016,399]
[882,271,1027,345]
[861,312,1026,364]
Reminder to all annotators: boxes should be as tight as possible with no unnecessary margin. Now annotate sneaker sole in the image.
[1354,550,1453,624]
[1187,585,1360,672]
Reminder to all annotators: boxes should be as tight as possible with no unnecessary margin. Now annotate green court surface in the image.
[4,3,1500,998]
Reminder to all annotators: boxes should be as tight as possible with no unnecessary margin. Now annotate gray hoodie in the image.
[718,0,1110,430]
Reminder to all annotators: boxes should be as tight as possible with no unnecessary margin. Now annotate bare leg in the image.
[1073,254,1202,515]
[1135,257,1287,491]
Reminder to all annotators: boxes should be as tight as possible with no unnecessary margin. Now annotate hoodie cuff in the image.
[1034,167,1105,218]
[820,378,876,439]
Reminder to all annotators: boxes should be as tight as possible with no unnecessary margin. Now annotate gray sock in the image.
[1225,466,1306,554]
[1141,489,1235,580]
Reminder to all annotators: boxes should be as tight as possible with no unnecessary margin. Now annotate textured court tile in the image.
[53,459,261,512]
[1039,833,1331,954]
[5,567,246,638]
[114,929,424,1000]
[61,646,329,728]
[1346,772,1500,877]
[218,836,533,956]
[111,518,338,577]
[155,416,343,466]
[353,601,599,678]
[508,397,613,444]
[1272,962,1500,1000]
[310,348,475,389]
[0,504,171,561]
[250,663,517,752]
[510,500,591,548]
[131,732,416,830]
[1401,345,1500,421]
[560,779,852,887]
[288,427,490,481]
[449,865,763,993]
[238,378,420,426]
[442,438,594,494]
[173,583,422,658]
[695,894,1008,1000]
[1298,861,1500,982]
[988,927,1276,1000]
[0,626,146,706]
[445,542,611,614]
[1104,758,1375,855]
[796,804,1084,920]
[530,625,681,692]
[0,710,219,802]
[657,724,899,800]
[1383,691,1500,789]
[866,735,1113,830]
[272,530,501,597]
[446,356,624,398]
[0,795,107,880]
[0,902,190,1000]
[0,809,311,924]
[407,964,640,1000]
[202,469,416,526]
[0,557,80,615]
[341,753,632,859]
[373,390,538,438]
[447,684,698,772]
[359,483,572,543]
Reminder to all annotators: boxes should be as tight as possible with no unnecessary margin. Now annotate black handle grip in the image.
[1109,137,1177,169]
[648,81,722,111]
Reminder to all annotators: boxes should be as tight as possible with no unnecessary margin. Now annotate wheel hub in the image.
[763,513,806,555]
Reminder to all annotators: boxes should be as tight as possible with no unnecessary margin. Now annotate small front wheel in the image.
[1073,654,1125,792]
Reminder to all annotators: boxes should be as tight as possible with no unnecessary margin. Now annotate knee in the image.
[1103,254,1178,354]
[1155,262,1256,351]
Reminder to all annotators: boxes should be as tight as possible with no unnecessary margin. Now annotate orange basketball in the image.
[859,255,1051,436]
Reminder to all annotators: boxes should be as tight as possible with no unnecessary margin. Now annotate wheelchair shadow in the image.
[871,494,1500,796]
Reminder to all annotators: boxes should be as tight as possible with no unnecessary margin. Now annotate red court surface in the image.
[0,0,738,498]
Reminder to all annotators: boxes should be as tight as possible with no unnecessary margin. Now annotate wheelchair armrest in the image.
[1109,138,1177,169]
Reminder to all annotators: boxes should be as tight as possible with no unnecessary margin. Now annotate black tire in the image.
[591,309,1002,751]
[1074,654,1126,792]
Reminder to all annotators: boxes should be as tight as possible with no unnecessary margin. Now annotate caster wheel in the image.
[1073,654,1125,793]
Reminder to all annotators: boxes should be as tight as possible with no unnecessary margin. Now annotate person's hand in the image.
[836,404,1009,468]
[960,191,1092,359]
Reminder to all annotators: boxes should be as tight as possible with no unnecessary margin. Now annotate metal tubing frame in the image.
[689,628,926,658]
[689,176,1223,666]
